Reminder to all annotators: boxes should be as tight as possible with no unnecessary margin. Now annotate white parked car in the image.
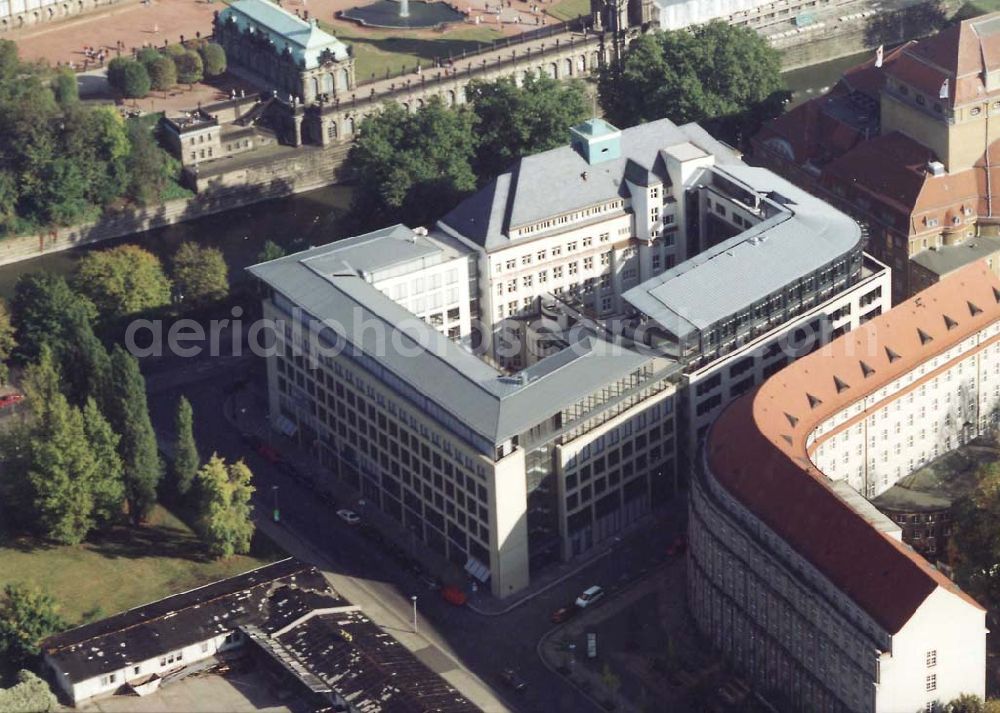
[336,509,361,525]
[575,585,604,609]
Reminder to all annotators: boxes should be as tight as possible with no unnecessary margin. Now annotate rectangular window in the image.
[925,674,936,692]
[926,650,936,668]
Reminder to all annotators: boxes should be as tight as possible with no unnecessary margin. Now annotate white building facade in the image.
[690,262,993,711]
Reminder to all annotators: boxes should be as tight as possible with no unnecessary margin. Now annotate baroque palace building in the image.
[250,117,889,597]
[690,261,995,712]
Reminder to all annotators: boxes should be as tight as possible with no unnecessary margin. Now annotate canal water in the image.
[0,185,355,299]
[0,50,880,294]
[782,49,874,108]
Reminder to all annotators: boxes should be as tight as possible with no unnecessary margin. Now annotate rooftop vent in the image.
[927,161,945,177]
[917,328,933,345]
[885,347,901,363]
[970,300,984,315]
[413,226,428,236]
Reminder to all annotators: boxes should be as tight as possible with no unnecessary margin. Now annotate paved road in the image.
[145,352,687,713]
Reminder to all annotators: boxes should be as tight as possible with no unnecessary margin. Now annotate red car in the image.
[440,585,467,606]
[550,606,576,624]
[256,443,280,463]
[0,392,24,409]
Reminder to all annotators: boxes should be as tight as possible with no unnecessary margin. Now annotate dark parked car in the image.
[500,668,527,692]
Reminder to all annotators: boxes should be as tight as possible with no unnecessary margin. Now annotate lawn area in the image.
[325,21,504,81]
[0,505,284,628]
[547,0,589,23]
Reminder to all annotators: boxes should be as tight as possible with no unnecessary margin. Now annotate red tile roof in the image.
[841,42,911,99]
[706,262,993,634]
[885,14,1000,107]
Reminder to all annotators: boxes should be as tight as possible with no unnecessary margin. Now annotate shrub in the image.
[0,670,58,713]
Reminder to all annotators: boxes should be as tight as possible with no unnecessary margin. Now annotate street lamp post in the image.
[411,595,418,633]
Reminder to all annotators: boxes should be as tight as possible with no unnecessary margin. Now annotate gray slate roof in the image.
[438,119,739,250]
[249,241,660,451]
[622,164,863,340]
[910,234,1000,277]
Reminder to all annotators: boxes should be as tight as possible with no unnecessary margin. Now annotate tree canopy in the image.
[11,272,96,363]
[199,42,227,77]
[171,242,229,304]
[346,98,478,230]
[175,50,204,86]
[598,22,787,144]
[195,454,255,558]
[172,396,199,497]
[106,346,162,524]
[0,584,64,669]
[949,461,1000,610]
[466,73,590,181]
[147,56,178,93]
[0,42,180,234]
[75,244,172,320]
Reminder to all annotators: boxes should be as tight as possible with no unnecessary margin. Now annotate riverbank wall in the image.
[0,144,349,268]
[775,0,964,70]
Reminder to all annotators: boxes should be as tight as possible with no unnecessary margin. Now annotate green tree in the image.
[0,669,58,713]
[75,244,172,319]
[467,73,589,181]
[106,346,162,524]
[947,695,986,713]
[598,22,786,144]
[256,239,286,263]
[172,396,199,497]
[950,461,1000,610]
[11,272,96,363]
[195,454,255,558]
[172,242,229,304]
[106,56,129,91]
[0,584,65,669]
[63,105,131,207]
[147,56,177,93]
[21,349,100,544]
[346,98,478,230]
[59,307,111,407]
[82,397,125,526]
[136,47,162,67]
[0,299,16,386]
[175,50,204,86]
[125,119,171,206]
[52,68,78,108]
[108,58,150,98]
[199,42,227,77]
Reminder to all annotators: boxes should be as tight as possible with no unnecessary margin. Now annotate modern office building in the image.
[250,117,889,597]
[249,226,680,599]
[690,262,994,712]
[439,117,889,459]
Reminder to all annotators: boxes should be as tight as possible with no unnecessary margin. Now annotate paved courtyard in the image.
[11,0,572,69]
[82,668,292,713]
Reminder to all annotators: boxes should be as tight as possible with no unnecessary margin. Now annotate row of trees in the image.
[108,42,227,99]
[73,242,229,322]
[0,273,161,541]
[345,22,785,233]
[0,42,179,235]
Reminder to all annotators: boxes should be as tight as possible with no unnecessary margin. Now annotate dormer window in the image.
[916,95,926,106]
[899,83,909,95]
[971,106,982,116]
